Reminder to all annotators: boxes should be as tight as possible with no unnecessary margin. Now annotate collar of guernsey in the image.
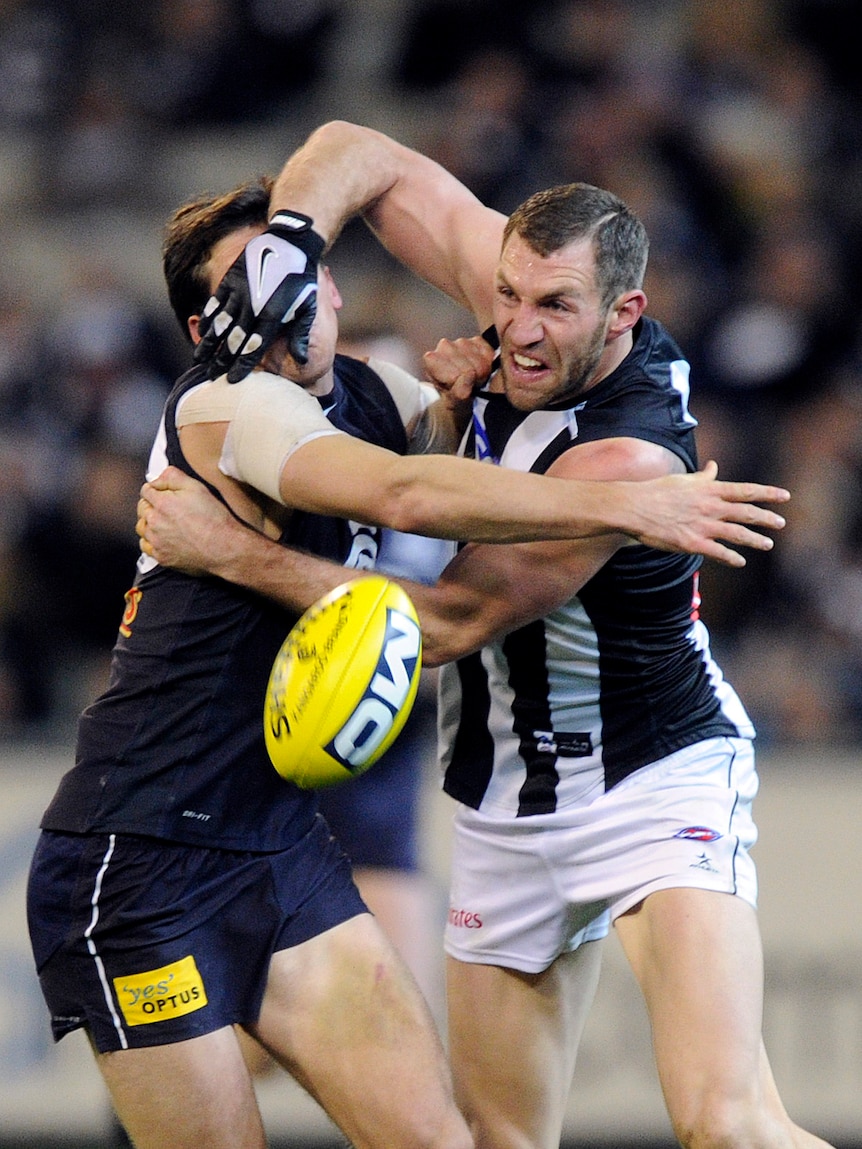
[471,325,501,463]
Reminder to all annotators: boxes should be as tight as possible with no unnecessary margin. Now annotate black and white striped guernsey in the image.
[438,317,754,817]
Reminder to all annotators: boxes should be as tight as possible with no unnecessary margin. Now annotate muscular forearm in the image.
[151,504,485,667]
[397,457,645,544]
[212,520,349,614]
[270,122,403,247]
[203,471,791,662]
[139,460,789,685]
[277,436,628,544]
[270,121,501,320]
[279,435,785,558]
[138,487,471,664]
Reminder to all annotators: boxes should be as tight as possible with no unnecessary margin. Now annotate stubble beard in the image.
[501,321,608,411]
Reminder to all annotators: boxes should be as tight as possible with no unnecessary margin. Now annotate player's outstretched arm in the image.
[138,456,788,668]
[270,428,788,553]
[140,450,786,599]
[209,371,787,551]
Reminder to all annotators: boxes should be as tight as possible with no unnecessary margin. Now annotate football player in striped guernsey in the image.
[139,122,830,1149]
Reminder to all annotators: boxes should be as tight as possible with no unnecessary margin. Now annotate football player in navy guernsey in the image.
[27,175,475,1149]
[138,122,831,1149]
[27,170,787,1149]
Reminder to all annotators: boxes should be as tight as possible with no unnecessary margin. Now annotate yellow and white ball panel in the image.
[264,576,422,788]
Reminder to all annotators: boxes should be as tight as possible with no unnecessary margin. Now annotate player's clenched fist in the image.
[423,334,496,409]
[194,211,326,382]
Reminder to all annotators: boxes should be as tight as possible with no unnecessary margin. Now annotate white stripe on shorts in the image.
[83,834,129,1050]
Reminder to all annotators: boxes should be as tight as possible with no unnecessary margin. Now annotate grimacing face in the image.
[492,233,616,411]
[192,225,342,393]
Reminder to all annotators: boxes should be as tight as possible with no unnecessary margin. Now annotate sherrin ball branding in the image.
[264,576,422,787]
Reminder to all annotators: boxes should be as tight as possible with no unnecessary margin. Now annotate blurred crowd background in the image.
[1,0,861,749]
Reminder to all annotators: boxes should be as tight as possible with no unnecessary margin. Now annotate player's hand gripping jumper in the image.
[194,211,326,383]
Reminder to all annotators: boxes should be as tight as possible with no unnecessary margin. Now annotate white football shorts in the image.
[444,736,758,973]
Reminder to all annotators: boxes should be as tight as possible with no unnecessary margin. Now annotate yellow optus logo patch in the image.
[113,955,207,1027]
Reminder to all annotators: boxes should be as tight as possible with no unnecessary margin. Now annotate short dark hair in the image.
[503,183,649,309]
[162,175,274,337]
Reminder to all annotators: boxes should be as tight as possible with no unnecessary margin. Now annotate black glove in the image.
[194,211,326,383]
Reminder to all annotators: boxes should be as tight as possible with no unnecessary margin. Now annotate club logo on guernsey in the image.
[113,955,208,1027]
[674,826,723,842]
[119,586,143,638]
[325,607,421,770]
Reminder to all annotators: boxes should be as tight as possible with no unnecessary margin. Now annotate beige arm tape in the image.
[176,371,341,504]
[366,356,455,454]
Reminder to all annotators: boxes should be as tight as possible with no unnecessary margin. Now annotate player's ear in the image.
[321,266,343,310]
[607,290,647,340]
[188,314,202,345]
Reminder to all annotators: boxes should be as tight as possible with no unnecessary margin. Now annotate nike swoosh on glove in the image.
[194,211,326,383]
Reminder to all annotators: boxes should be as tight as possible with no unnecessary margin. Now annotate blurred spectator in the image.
[696,216,848,407]
[237,0,341,112]
[119,0,247,128]
[394,0,527,90]
[0,265,171,733]
[0,2,81,136]
[417,45,541,212]
[44,267,172,454]
[46,72,151,209]
[1,444,143,731]
[115,0,340,128]
[766,374,862,740]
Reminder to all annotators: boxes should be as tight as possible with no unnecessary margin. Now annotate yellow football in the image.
[264,576,422,788]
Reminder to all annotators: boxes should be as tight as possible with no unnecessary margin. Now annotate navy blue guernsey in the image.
[42,357,408,850]
[439,317,754,817]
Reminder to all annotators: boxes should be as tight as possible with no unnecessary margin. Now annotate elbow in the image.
[420,643,449,670]
[421,631,482,668]
[382,502,422,537]
[418,616,487,668]
[376,483,438,538]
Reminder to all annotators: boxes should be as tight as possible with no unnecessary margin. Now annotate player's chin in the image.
[267,352,311,386]
[278,345,332,387]
[500,365,558,410]
[503,380,557,412]
[260,339,291,377]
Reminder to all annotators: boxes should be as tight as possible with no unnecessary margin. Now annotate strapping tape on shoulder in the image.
[218,371,341,504]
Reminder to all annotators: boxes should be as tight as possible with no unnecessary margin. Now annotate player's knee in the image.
[402,1106,473,1149]
[672,1099,765,1149]
[442,1115,475,1149]
[459,1101,552,1149]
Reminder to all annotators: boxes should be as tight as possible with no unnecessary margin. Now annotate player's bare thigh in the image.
[615,889,766,1129]
[250,912,471,1149]
[618,887,836,1148]
[97,1026,266,1149]
[446,943,602,1149]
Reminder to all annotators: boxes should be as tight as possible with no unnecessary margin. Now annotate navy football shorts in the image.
[27,815,367,1053]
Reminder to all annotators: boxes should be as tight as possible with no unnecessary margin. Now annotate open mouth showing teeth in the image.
[513,352,544,369]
